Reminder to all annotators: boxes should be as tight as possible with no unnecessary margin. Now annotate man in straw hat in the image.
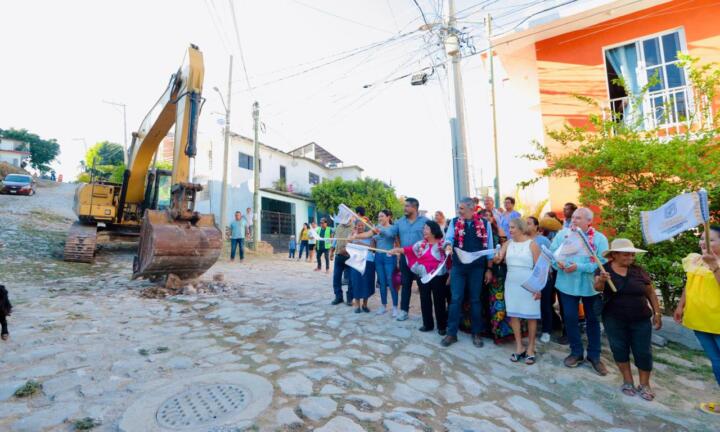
[594,238,662,401]
[550,207,610,375]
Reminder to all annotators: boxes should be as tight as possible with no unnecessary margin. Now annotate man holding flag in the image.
[550,207,610,375]
[442,197,495,348]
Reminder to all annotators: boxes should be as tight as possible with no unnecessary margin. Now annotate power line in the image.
[228,0,253,92]
[203,0,232,53]
[385,0,401,32]
[231,30,423,93]
[505,0,579,34]
[411,0,430,26]
[289,0,394,34]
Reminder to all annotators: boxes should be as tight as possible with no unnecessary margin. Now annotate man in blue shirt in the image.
[364,198,428,322]
[229,211,248,261]
[550,207,609,375]
[498,197,521,236]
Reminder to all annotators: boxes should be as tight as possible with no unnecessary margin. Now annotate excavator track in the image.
[64,222,98,263]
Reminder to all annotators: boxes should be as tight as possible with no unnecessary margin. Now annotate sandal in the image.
[510,351,527,362]
[525,355,536,365]
[700,402,720,415]
[621,383,637,397]
[637,385,655,401]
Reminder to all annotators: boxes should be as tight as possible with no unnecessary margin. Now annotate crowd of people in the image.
[282,195,720,411]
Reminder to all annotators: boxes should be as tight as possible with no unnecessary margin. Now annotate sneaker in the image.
[376,306,387,315]
[391,307,399,318]
[331,298,343,305]
[362,306,370,313]
[563,355,584,368]
[418,326,433,332]
[589,358,608,376]
[540,332,551,343]
[396,311,409,321]
[441,335,458,347]
[354,307,362,314]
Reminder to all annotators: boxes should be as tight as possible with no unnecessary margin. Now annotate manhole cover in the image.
[156,384,249,429]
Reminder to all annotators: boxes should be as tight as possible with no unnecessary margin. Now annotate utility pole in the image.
[252,101,260,251]
[215,55,233,243]
[487,13,501,205]
[102,100,128,163]
[447,0,471,206]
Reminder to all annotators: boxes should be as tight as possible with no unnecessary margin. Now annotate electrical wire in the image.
[203,0,232,54]
[412,0,430,26]
[228,0,253,92]
[231,30,423,93]
[289,0,394,34]
[502,0,579,34]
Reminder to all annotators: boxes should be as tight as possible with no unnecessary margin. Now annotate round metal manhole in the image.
[156,384,250,429]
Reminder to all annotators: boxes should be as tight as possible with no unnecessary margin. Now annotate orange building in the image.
[491,0,720,212]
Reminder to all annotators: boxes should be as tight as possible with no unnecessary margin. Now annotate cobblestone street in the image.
[1,185,719,431]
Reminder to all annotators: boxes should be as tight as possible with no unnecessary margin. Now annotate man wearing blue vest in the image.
[442,197,495,348]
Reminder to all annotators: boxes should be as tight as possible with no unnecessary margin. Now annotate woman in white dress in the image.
[495,218,541,364]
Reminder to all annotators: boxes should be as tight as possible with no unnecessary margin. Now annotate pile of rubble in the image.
[140,272,240,299]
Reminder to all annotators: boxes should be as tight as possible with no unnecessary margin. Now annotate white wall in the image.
[465,44,549,209]
[195,134,362,237]
[0,152,22,166]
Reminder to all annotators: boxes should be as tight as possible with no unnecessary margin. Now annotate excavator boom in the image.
[129,45,221,279]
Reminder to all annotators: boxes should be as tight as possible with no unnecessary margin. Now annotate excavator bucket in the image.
[132,209,222,280]
[132,183,221,280]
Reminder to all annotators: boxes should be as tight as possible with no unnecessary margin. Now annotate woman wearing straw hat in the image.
[594,238,662,401]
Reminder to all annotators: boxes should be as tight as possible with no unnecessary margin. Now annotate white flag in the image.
[641,189,710,244]
[308,228,321,240]
[553,230,590,260]
[454,247,496,264]
[420,257,448,284]
[336,204,355,225]
[346,243,369,275]
[521,251,552,293]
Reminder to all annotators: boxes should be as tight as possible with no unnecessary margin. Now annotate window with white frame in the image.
[604,29,688,129]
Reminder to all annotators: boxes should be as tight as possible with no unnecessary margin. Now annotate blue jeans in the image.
[695,330,720,386]
[447,260,486,337]
[559,292,602,361]
[333,254,353,302]
[288,248,296,258]
[375,252,398,307]
[230,238,245,260]
[297,240,309,260]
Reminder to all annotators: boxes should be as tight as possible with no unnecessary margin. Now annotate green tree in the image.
[521,55,720,309]
[83,141,124,181]
[311,177,403,221]
[0,128,60,173]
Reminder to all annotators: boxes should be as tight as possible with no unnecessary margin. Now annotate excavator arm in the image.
[127,45,221,280]
[120,45,203,214]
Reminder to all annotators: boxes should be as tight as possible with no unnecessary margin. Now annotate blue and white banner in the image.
[640,190,710,244]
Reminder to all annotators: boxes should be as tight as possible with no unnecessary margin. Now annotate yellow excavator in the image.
[64,44,221,280]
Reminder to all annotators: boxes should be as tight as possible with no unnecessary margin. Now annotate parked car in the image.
[0,174,36,195]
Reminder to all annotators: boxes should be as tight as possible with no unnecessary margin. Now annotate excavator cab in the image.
[143,169,173,211]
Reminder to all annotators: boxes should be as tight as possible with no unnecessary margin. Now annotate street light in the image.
[102,100,128,164]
